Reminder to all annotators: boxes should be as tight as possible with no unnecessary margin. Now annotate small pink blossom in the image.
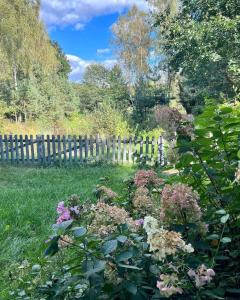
[56,201,72,224]
[156,274,183,298]
[188,265,215,288]
[57,201,65,214]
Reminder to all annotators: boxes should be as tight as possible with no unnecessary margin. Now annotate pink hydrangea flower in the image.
[188,265,215,288]
[156,274,183,298]
[134,170,163,187]
[56,201,72,224]
[57,201,65,214]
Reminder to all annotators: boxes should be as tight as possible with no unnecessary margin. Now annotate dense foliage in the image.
[149,0,240,114]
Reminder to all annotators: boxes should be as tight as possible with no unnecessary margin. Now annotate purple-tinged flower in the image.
[57,201,65,214]
[135,218,145,226]
[70,206,80,215]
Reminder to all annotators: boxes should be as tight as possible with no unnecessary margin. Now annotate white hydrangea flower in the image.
[143,216,159,234]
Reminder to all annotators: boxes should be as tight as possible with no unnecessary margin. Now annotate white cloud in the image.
[41,0,148,29]
[74,23,85,30]
[97,48,111,55]
[66,54,117,82]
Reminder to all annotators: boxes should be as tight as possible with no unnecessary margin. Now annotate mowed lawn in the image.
[0,164,135,295]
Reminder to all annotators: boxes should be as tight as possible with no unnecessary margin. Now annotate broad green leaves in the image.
[102,239,118,255]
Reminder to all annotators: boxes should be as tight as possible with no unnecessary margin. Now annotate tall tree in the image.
[0,0,59,121]
[150,0,240,114]
[52,41,72,78]
[112,5,151,84]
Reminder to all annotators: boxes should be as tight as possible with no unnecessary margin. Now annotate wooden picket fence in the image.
[0,135,165,166]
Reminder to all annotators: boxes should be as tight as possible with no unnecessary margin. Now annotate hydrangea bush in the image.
[37,170,223,300]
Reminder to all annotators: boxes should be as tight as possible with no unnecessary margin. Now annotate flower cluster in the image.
[144,216,194,261]
[157,274,183,298]
[188,265,215,288]
[95,185,118,202]
[134,170,163,188]
[160,183,202,225]
[56,202,72,224]
[133,187,153,214]
[56,200,81,224]
[89,202,137,236]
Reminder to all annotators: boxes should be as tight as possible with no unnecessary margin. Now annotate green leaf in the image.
[44,236,59,256]
[226,289,240,294]
[72,226,87,237]
[215,256,230,260]
[124,282,138,295]
[215,209,226,215]
[221,237,231,244]
[237,150,240,159]
[85,260,106,278]
[52,220,73,232]
[117,235,128,243]
[221,214,229,224]
[219,107,233,114]
[118,264,142,270]
[102,239,118,255]
[116,250,133,263]
[202,290,224,299]
[206,234,220,240]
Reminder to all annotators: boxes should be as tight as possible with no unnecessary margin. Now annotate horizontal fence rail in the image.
[0,135,165,166]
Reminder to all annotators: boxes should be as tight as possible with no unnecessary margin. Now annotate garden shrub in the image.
[35,170,222,299]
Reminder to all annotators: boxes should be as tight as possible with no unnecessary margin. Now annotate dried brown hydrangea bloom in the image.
[95,185,118,202]
[134,170,164,188]
[160,183,202,224]
[133,186,153,214]
[58,235,73,249]
[88,202,137,236]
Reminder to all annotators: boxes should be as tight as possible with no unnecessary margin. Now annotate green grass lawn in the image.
[0,164,135,297]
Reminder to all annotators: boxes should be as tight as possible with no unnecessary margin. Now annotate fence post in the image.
[151,137,155,164]
[79,135,83,163]
[63,135,67,164]
[9,135,14,163]
[96,135,100,161]
[19,135,24,163]
[46,135,51,164]
[4,135,9,162]
[123,137,127,163]
[85,135,88,162]
[117,136,121,163]
[30,135,34,163]
[37,135,42,164]
[146,136,149,162]
[52,135,56,163]
[112,135,116,163]
[158,136,164,166]
[140,136,143,159]
[25,135,29,164]
[57,135,62,164]
[15,134,19,163]
[128,136,132,164]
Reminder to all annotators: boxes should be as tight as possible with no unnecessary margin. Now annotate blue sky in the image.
[40,0,148,81]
